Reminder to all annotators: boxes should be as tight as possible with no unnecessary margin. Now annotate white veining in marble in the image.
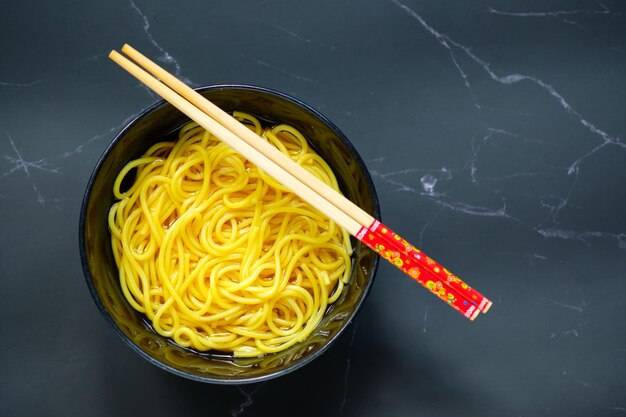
[0,79,42,88]
[467,131,491,183]
[549,299,584,313]
[370,160,515,219]
[391,0,624,175]
[550,329,580,339]
[1,109,142,206]
[371,0,626,249]
[562,369,591,388]
[2,133,62,180]
[61,112,142,159]
[268,23,337,50]
[487,1,621,18]
[420,174,438,194]
[541,166,579,224]
[339,324,359,417]
[128,0,194,85]
[128,0,178,72]
[230,385,262,417]
[1,133,62,205]
[86,52,108,62]
[252,58,319,84]
[536,228,626,249]
[418,206,445,247]
[561,18,626,54]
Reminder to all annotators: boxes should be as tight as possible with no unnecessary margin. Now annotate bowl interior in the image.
[80,85,380,383]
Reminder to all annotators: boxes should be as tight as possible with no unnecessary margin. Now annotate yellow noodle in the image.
[109,113,352,357]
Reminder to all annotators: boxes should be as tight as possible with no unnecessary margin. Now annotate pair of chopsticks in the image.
[109,44,492,320]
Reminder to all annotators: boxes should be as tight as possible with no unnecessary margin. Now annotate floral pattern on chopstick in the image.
[357,223,480,320]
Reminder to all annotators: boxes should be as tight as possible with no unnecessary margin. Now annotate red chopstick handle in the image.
[369,220,490,313]
[357,223,481,320]
[366,220,491,314]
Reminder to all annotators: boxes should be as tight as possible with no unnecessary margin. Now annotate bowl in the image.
[79,84,380,384]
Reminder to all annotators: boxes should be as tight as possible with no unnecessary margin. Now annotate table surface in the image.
[2,1,626,416]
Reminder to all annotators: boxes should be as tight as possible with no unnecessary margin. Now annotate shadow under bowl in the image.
[79,84,380,384]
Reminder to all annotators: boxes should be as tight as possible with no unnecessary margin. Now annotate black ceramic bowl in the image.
[80,84,380,384]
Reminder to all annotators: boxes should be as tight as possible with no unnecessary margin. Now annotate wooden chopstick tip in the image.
[482,300,493,314]
[109,50,137,70]
[121,43,134,55]
[108,50,122,61]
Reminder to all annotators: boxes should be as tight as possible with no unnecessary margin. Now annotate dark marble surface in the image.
[2,0,626,416]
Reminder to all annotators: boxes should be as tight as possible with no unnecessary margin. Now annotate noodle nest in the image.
[108,112,352,357]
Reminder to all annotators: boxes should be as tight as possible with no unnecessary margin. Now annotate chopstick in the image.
[117,46,492,314]
[109,45,492,320]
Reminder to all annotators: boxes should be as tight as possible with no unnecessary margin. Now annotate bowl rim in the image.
[79,83,381,384]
